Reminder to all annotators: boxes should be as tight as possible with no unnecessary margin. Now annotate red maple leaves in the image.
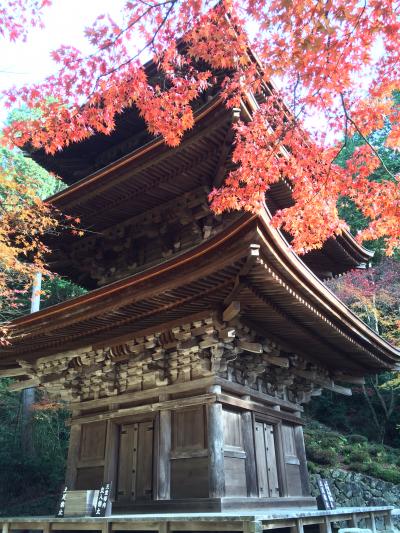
[0,0,51,42]
[2,0,400,254]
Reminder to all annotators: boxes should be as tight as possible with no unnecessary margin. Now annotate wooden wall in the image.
[170,406,209,499]
[75,421,107,490]
[65,391,311,509]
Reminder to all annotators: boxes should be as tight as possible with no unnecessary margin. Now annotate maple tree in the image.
[327,257,400,345]
[2,0,400,256]
[0,147,63,342]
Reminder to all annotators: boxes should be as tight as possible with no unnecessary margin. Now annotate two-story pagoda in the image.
[1,79,399,514]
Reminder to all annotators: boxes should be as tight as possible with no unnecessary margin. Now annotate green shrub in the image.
[365,463,400,484]
[367,443,385,457]
[348,449,370,463]
[307,461,320,474]
[347,461,369,474]
[306,445,338,466]
[342,444,355,455]
[348,434,368,444]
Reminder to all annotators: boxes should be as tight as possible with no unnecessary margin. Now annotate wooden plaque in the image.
[317,478,336,510]
[92,482,112,517]
[55,486,68,518]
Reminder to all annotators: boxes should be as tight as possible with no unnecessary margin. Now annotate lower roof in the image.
[1,208,398,375]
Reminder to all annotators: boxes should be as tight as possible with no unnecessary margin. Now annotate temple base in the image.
[113,496,317,514]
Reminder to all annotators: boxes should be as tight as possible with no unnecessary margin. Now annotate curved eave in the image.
[1,209,398,372]
[255,206,399,366]
[339,229,374,265]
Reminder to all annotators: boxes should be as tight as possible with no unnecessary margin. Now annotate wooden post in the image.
[158,523,169,533]
[101,522,111,533]
[349,513,359,528]
[383,510,394,530]
[275,422,288,497]
[158,408,171,500]
[242,411,258,497]
[43,523,51,533]
[319,516,332,533]
[65,423,81,488]
[104,420,119,500]
[294,425,311,496]
[368,512,377,533]
[290,518,304,533]
[243,520,263,533]
[207,386,225,498]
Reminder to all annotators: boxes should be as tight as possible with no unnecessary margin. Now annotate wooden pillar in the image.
[207,386,225,498]
[349,513,359,528]
[383,511,394,530]
[319,517,332,533]
[290,518,304,533]
[65,423,81,488]
[243,520,263,533]
[157,409,171,500]
[242,411,258,497]
[294,425,311,496]
[275,423,288,496]
[368,512,377,533]
[103,420,119,500]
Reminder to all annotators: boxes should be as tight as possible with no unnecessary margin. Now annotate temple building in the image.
[1,79,399,515]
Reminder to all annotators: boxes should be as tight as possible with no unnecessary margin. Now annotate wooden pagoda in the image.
[1,84,399,514]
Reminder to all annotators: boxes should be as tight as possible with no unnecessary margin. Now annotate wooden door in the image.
[254,421,280,498]
[117,420,154,503]
[281,423,303,496]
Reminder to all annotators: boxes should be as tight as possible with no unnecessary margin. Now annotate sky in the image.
[0,0,125,126]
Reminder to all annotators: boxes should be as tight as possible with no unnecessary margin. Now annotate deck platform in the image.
[0,506,394,533]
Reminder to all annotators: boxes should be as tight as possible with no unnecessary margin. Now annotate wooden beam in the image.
[0,367,30,378]
[216,377,303,412]
[8,378,40,392]
[264,354,289,368]
[76,376,216,410]
[294,370,352,396]
[334,374,365,385]
[70,393,217,426]
[222,301,241,322]
[238,341,263,354]
[217,393,305,425]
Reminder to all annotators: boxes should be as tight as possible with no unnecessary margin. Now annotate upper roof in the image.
[26,95,373,284]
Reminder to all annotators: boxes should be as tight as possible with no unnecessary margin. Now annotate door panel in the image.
[136,421,154,500]
[281,423,302,496]
[254,421,280,498]
[117,421,154,503]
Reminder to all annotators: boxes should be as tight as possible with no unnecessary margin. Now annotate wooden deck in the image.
[0,506,394,533]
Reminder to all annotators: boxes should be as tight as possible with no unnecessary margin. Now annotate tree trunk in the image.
[21,272,42,456]
[22,387,35,456]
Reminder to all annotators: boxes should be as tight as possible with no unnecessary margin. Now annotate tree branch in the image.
[340,92,396,180]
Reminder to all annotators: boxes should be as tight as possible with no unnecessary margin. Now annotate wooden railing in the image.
[0,505,395,533]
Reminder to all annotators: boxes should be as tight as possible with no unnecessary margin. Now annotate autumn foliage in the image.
[328,257,400,346]
[0,0,51,42]
[2,1,400,254]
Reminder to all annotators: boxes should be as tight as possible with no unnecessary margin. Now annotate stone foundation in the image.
[310,469,400,525]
